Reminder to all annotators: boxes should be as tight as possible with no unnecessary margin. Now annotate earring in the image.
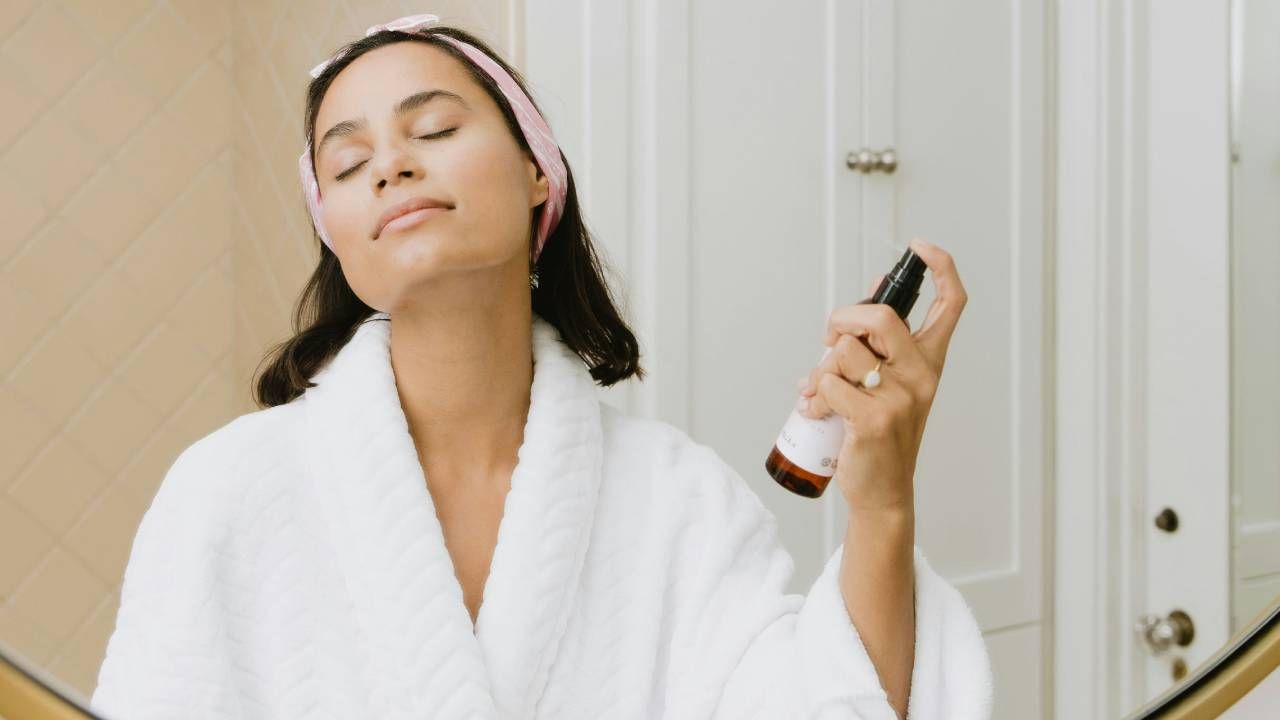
[529,266,540,289]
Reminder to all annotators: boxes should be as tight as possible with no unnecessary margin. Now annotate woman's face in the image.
[312,41,548,311]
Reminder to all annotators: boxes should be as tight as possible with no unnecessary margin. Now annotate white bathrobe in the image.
[90,311,992,720]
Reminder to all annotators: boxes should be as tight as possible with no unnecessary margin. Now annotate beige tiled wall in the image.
[1,0,511,701]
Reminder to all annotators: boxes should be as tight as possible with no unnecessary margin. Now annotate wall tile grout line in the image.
[2,350,234,628]
[2,139,234,387]
[2,243,234,491]
[0,0,227,279]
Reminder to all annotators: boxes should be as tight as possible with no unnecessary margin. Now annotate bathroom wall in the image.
[0,0,511,700]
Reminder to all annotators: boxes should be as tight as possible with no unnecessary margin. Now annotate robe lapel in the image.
[471,312,604,718]
[301,311,603,719]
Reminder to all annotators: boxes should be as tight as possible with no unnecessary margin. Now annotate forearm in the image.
[839,508,916,720]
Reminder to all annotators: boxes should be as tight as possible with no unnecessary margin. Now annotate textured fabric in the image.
[90,311,992,719]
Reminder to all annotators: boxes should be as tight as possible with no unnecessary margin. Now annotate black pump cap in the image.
[869,247,928,321]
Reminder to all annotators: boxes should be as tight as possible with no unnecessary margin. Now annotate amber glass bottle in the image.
[766,247,928,498]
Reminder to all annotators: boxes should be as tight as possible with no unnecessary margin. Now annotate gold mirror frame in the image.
[1126,592,1280,719]
[0,643,99,719]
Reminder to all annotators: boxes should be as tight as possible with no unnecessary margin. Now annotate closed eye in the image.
[333,128,459,181]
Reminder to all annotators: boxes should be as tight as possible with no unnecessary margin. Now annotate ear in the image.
[527,156,549,207]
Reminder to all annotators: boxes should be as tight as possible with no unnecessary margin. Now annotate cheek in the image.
[447,146,505,205]
[450,134,529,213]
[320,193,367,245]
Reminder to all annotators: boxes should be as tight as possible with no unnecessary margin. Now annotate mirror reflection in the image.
[1,2,1276,718]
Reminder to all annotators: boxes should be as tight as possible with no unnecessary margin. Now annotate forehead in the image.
[316,41,480,131]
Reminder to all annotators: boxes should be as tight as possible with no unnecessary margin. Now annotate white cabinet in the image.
[525,2,1051,716]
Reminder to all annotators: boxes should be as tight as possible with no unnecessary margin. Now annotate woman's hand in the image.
[797,238,969,514]
[795,238,968,719]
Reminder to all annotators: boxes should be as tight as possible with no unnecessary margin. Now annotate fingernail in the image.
[794,396,809,414]
[795,376,808,392]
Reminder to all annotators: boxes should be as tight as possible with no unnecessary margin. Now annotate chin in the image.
[381,235,447,263]
[389,238,501,274]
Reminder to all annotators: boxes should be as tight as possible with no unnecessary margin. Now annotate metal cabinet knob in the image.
[845,147,898,174]
[1135,609,1196,653]
[876,148,897,173]
[1154,507,1179,532]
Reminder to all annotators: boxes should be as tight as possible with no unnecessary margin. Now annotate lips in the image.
[373,196,453,239]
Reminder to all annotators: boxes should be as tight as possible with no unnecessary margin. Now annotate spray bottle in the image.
[765,247,928,497]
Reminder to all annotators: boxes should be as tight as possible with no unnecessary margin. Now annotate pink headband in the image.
[298,13,568,262]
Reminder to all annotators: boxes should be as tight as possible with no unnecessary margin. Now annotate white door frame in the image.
[1055,0,1231,716]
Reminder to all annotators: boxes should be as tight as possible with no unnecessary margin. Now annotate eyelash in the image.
[333,128,459,181]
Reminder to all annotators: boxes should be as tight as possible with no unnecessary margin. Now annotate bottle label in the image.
[774,407,845,477]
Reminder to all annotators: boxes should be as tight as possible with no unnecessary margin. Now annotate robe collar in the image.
[301,310,604,718]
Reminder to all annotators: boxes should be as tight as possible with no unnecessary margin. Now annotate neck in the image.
[387,268,534,495]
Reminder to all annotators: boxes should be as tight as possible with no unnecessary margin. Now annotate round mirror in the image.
[1,2,1277,719]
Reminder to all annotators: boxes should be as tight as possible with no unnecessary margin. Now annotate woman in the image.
[91,14,991,720]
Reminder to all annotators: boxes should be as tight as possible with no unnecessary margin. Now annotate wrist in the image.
[845,506,915,551]
[847,496,915,525]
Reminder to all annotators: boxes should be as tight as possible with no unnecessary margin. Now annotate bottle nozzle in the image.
[871,247,928,321]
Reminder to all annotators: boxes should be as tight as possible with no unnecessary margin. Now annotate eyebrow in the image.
[316,89,470,158]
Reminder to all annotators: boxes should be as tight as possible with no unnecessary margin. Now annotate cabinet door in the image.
[525,2,1050,717]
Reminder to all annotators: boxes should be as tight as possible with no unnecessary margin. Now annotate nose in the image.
[371,143,420,190]
[380,169,413,187]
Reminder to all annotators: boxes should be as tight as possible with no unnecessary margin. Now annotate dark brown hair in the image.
[252,25,644,408]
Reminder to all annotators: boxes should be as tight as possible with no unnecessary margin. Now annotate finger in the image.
[820,270,887,347]
[824,302,919,367]
[803,333,879,397]
[800,369,877,423]
[798,330,880,399]
[907,238,968,369]
[830,332,881,389]
[824,273,889,347]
